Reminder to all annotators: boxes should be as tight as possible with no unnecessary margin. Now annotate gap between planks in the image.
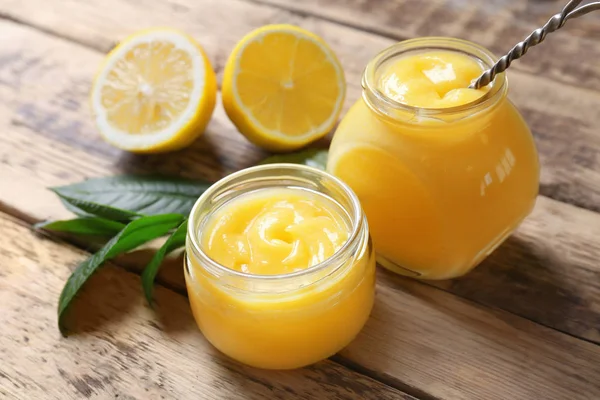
[0,211,418,400]
[0,4,596,398]
[0,11,107,53]
[244,0,415,44]
[0,14,598,346]
[2,1,600,214]
[9,198,599,350]
[1,206,432,399]
[331,355,439,400]
[248,0,600,94]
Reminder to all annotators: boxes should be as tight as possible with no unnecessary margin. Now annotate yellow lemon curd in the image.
[328,41,539,280]
[204,189,349,275]
[379,51,487,108]
[185,172,375,370]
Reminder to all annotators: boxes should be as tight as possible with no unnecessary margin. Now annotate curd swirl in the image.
[185,164,375,369]
[203,188,349,275]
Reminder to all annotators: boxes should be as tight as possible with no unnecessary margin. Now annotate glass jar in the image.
[327,38,540,280]
[185,164,375,370]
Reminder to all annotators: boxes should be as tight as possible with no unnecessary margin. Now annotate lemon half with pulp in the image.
[222,25,346,152]
[91,28,217,153]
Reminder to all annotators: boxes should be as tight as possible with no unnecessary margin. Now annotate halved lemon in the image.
[222,25,346,152]
[91,28,217,153]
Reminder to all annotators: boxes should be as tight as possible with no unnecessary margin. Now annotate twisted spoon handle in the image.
[470,0,600,89]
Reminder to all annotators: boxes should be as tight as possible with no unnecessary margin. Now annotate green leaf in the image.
[57,213,184,335]
[141,220,188,305]
[35,217,126,236]
[52,175,211,220]
[259,148,328,170]
[52,191,140,221]
[59,198,99,218]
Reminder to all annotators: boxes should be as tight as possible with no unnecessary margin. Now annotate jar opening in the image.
[362,37,507,120]
[186,164,366,287]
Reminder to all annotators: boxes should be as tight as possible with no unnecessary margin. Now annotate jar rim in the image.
[186,163,365,282]
[362,37,508,118]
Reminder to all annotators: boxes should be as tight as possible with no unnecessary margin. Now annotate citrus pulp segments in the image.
[222,25,345,152]
[91,28,217,153]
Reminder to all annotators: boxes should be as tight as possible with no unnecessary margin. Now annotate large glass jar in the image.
[327,38,540,280]
[185,164,375,369]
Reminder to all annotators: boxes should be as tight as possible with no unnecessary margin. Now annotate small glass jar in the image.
[185,164,375,370]
[327,38,540,280]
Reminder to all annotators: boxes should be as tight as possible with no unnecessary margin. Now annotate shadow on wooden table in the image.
[118,249,196,335]
[110,117,334,182]
[349,234,579,370]
[117,248,187,293]
[63,266,141,336]
[431,234,579,333]
[112,122,267,181]
[114,135,227,180]
[63,260,195,337]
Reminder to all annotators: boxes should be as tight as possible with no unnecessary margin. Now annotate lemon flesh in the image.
[222,25,346,152]
[91,28,217,153]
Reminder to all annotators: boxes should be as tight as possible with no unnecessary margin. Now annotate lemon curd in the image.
[203,188,349,275]
[379,51,488,108]
[328,38,540,280]
[185,165,375,369]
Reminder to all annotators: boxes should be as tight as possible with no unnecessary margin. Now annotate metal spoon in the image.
[469,0,600,89]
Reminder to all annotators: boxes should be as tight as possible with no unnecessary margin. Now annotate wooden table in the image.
[1,0,599,398]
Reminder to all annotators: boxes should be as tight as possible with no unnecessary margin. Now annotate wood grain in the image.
[3,208,600,400]
[248,0,600,211]
[0,212,413,400]
[342,268,600,400]
[433,196,600,344]
[115,196,600,347]
[0,9,599,343]
[0,5,599,400]
[1,0,599,212]
[255,0,600,90]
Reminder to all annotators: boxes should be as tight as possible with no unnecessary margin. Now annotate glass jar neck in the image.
[186,164,368,294]
[361,37,508,124]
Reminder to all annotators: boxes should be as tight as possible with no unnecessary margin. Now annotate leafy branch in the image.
[36,150,328,334]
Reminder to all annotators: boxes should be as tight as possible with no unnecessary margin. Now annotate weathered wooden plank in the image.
[0,212,413,400]
[0,10,600,400]
[1,0,599,213]
[0,9,600,343]
[70,194,600,347]
[1,0,600,333]
[256,0,600,91]
[250,0,600,211]
[342,268,600,400]
[433,196,600,344]
[3,207,600,400]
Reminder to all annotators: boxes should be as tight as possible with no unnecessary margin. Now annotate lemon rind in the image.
[228,25,346,147]
[91,28,208,151]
